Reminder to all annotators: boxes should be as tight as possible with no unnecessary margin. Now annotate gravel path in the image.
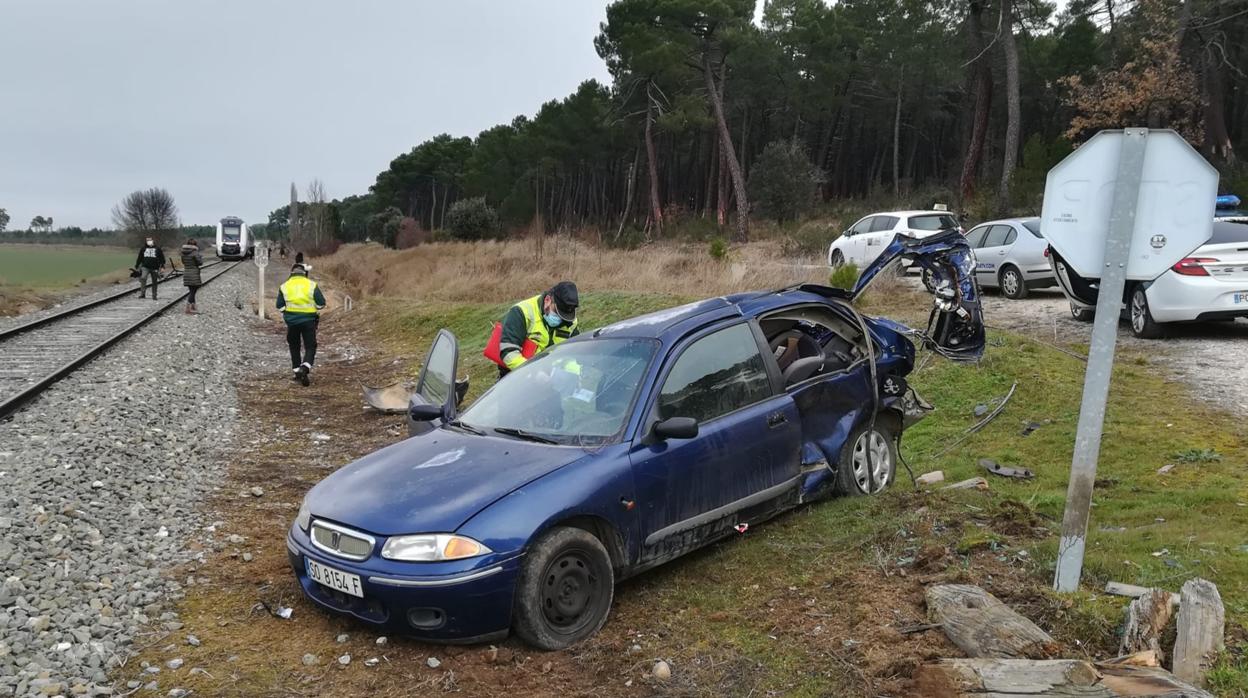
[979,288,1248,417]
[0,267,278,697]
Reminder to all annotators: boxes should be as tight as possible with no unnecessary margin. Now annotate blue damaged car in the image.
[287,231,985,649]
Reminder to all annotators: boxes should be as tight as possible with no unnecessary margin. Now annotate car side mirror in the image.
[652,417,698,441]
[409,403,444,422]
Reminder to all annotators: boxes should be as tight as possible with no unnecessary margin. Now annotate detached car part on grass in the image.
[288,231,984,650]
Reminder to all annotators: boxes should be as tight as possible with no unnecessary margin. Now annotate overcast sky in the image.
[1,1,618,229]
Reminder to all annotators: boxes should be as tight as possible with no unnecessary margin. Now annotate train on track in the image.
[215,216,254,260]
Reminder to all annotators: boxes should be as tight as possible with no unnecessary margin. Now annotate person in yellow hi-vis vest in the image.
[495,281,580,379]
[276,263,326,386]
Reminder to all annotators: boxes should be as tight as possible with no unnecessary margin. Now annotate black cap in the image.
[549,281,578,322]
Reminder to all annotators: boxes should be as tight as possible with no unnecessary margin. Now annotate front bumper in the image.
[287,527,520,643]
[1145,273,1248,323]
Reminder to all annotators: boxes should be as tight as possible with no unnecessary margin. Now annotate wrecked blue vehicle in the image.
[287,230,984,649]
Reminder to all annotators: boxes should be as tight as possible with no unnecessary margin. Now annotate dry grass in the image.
[314,237,830,303]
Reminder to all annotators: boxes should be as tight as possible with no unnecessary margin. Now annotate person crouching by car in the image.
[276,263,326,386]
[180,238,204,314]
[134,236,166,300]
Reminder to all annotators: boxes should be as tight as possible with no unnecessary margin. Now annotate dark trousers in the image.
[287,320,318,369]
[186,286,198,304]
[139,268,160,298]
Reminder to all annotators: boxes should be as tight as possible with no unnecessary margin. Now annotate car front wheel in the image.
[836,417,898,496]
[1070,301,1094,322]
[513,526,614,650]
[999,266,1028,299]
[830,250,845,268]
[1129,285,1165,339]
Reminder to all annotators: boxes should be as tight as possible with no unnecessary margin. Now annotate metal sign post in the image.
[1042,129,1218,592]
[1052,128,1146,592]
[254,243,270,320]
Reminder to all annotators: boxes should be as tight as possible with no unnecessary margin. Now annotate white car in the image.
[1053,218,1248,338]
[828,210,963,269]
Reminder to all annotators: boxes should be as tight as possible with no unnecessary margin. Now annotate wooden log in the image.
[925,584,1059,659]
[1100,649,1161,667]
[1119,588,1176,657]
[943,477,989,491]
[1104,581,1179,606]
[1172,578,1224,687]
[913,658,1215,697]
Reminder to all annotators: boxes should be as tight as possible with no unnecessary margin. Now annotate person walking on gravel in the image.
[180,238,204,314]
[134,236,166,300]
[276,263,325,386]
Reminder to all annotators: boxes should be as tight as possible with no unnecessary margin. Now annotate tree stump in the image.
[1119,588,1176,658]
[1172,578,1224,687]
[925,584,1059,659]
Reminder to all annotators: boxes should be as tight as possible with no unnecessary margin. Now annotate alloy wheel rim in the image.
[541,549,598,633]
[1131,291,1146,333]
[851,430,892,493]
[1003,270,1019,296]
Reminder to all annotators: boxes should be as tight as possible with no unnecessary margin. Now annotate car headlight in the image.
[294,500,311,532]
[381,534,491,562]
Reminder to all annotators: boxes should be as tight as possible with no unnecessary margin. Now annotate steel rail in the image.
[0,261,241,421]
[0,260,228,342]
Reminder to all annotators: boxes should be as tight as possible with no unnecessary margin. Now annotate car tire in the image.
[1129,285,1165,339]
[1069,301,1094,322]
[835,415,898,496]
[830,250,845,268]
[999,266,1028,300]
[513,526,614,650]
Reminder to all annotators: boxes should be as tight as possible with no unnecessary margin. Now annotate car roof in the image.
[863,210,956,219]
[969,217,1038,226]
[591,289,831,341]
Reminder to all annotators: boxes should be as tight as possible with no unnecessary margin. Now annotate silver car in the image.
[964,217,1055,299]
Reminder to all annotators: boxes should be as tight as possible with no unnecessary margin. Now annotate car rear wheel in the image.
[830,250,845,268]
[513,526,614,650]
[836,416,898,496]
[1129,285,1165,339]
[1070,301,1094,322]
[999,266,1028,300]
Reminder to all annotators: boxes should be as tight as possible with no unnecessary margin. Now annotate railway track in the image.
[0,261,241,420]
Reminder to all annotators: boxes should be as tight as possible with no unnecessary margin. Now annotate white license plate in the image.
[1234,292,1248,304]
[306,558,364,598]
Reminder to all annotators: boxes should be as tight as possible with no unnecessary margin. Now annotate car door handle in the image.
[767,413,788,428]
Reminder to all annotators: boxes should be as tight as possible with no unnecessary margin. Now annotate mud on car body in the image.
[287,230,985,649]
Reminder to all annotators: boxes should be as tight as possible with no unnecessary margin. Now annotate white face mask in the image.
[145,240,154,247]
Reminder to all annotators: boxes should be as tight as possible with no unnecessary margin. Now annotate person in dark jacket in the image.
[276,263,326,386]
[135,237,166,300]
[180,238,204,314]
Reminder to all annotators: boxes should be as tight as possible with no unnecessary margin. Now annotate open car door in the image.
[406,329,469,437]
[849,229,986,361]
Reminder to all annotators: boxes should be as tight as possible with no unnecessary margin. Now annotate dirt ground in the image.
[115,296,1081,698]
[973,286,1248,418]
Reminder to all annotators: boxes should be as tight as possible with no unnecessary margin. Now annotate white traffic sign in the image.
[1040,129,1218,280]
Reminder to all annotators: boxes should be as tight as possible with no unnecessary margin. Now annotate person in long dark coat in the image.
[180,238,204,314]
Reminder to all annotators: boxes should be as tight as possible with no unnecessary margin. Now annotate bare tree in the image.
[306,179,327,247]
[112,188,179,246]
[997,0,1021,215]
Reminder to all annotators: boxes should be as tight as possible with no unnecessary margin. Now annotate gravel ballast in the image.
[0,267,278,697]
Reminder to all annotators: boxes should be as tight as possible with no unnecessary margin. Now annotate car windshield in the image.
[457,338,658,446]
[909,214,959,231]
[1021,220,1043,237]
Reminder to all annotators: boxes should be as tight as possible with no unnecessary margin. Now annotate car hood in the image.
[304,428,589,536]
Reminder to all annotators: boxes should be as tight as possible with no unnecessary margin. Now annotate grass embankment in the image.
[364,287,1247,694]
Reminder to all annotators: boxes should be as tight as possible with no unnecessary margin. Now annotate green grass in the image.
[0,244,134,288]
[370,294,1248,694]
